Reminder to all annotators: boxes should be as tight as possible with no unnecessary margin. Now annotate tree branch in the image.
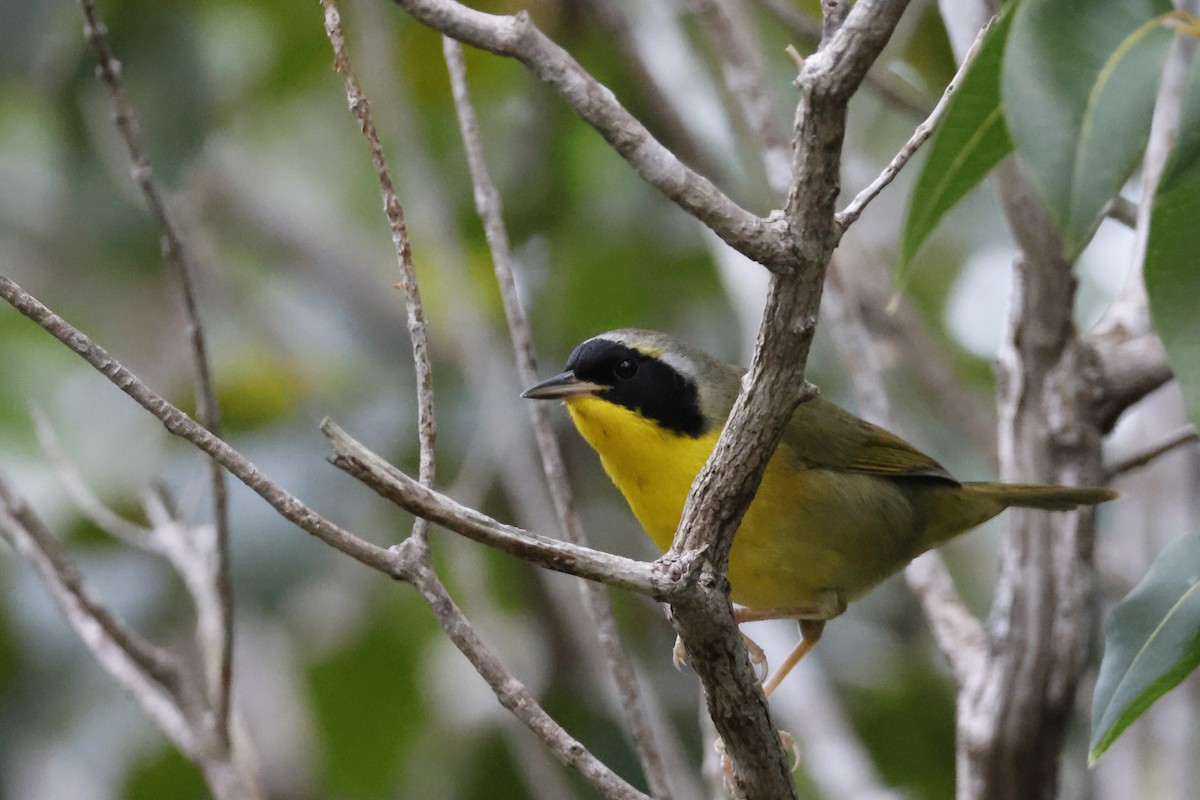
[0,274,405,579]
[836,15,995,230]
[442,37,677,799]
[403,545,652,800]
[1091,332,1173,432]
[389,0,794,271]
[655,2,914,796]
[321,0,437,544]
[3,271,643,798]
[321,419,678,599]
[77,0,234,746]
[0,474,200,758]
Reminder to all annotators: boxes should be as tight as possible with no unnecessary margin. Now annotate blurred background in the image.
[0,0,1195,797]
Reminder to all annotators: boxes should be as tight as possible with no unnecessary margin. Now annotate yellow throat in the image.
[564,395,720,552]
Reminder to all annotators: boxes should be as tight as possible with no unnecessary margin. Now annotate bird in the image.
[522,329,1117,695]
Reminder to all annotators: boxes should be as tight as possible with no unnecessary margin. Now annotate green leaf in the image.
[1145,48,1200,427]
[900,10,1014,274]
[1090,532,1200,762]
[1002,0,1175,259]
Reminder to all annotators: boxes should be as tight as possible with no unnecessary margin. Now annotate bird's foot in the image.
[672,632,769,682]
[714,729,800,791]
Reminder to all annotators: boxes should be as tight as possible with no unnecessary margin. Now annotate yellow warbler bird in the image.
[523,329,1116,694]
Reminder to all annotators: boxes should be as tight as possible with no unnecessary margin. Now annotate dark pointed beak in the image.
[521,370,606,400]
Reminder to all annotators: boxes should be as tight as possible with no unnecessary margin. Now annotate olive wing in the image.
[783,398,958,484]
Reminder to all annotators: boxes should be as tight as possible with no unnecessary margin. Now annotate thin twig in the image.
[389,0,794,272]
[405,552,652,800]
[836,14,995,230]
[442,37,677,800]
[77,0,234,745]
[31,408,157,551]
[753,0,930,119]
[0,474,201,756]
[691,0,791,197]
[823,256,986,702]
[1105,195,1138,228]
[322,418,677,598]
[321,0,437,544]
[905,553,987,686]
[0,274,405,578]
[1106,424,1198,479]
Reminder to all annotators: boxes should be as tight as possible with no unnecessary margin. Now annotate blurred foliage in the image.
[124,747,208,800]
[308,590,434,798]
[0,0,1148,798]
[845,661,956,799]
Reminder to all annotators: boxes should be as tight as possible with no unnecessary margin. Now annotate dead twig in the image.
[836,15,995,230]
[77,0,234,745]
[321,0,437,543]
[442,37,678,800]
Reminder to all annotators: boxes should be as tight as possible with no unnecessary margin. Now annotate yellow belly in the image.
[564,397,919,609]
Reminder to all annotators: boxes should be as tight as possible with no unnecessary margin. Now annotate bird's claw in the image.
[742,633,769,683]
[672,633,768,681]
[714,729,801,792]
[672,635,688,670]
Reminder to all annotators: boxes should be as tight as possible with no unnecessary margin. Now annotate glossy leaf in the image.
[1002,0,1174,259]
[900,10,1013,274]
[1145,50,1200,427]
[1091,532,1200,762]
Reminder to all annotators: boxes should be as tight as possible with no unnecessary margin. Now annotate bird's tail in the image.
[963,481,1118,511]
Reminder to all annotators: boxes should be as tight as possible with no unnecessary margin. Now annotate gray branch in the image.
[0,476,202,764]
[0,274,406,578]
[442,36,678,799]
[77,0,235,747]
[321,419,677,599]
[660,2,914,796]
[389,0,794,271]
[321,0,438,544]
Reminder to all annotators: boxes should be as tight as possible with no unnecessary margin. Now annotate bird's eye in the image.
[614,359,638,380]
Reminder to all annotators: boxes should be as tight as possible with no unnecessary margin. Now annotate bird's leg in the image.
[673,591,845,689]
[731,590,846,624]
[761,619,825,698]
[735,590,844,697]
